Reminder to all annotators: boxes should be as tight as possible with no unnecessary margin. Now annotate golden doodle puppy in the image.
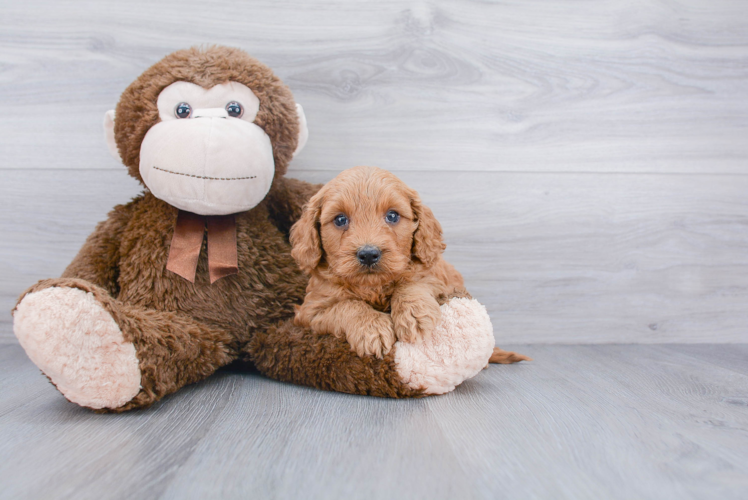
[290,166,530,363]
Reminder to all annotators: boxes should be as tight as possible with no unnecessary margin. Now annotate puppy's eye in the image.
[226,101,243,118]
[385,210,400,224]
[175,102,192,119]
[333,214,349,228]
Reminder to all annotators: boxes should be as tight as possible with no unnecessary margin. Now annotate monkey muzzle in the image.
[139,109,275,216]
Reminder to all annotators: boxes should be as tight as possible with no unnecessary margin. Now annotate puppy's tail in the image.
[489,347,532,364]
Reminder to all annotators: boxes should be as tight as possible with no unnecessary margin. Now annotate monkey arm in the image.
[265,177,323,237]
[60,200,138,297]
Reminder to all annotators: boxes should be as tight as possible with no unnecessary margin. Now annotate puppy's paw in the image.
[392,296,441,344]
[346,313,396,359]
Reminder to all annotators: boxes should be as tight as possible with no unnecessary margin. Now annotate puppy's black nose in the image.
[357,245,381,267]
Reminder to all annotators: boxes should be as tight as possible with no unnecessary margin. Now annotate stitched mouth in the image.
[152,166,257,181]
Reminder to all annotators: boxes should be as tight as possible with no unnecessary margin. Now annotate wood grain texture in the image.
[3,169,747,343]
[1,0,747,173]
[1,343,747,499]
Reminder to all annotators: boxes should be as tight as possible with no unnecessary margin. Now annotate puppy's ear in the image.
[290,188,325,273]
[411,192,446,267]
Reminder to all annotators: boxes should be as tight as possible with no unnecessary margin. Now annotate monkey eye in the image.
[333,214,349,228]
[174,102,192,119]
[385,210,400,224]
[226,101,243,118]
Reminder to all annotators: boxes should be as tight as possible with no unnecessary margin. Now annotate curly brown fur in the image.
[290,166,465,358]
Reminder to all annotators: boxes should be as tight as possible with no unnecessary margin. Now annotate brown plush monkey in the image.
[13,46,501,412]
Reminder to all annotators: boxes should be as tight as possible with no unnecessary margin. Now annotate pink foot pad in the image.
[14,287,141,409]
[394,297,495,395]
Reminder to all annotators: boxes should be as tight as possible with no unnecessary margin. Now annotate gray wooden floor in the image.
[1,343,747,500]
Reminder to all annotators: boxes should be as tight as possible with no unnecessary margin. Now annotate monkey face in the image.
[104,46,309,216]
[138,81,274,216]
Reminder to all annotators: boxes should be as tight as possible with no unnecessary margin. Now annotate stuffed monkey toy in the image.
[13,46,506,412]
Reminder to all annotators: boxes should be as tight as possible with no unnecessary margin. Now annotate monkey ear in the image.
[411,193,446,267]
[290,188,324,273]
[103,110,122,162]
[293,103,308,158]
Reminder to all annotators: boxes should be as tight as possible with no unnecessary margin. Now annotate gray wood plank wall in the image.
[1,0,747,343]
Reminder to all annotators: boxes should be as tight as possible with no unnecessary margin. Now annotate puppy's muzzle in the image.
[357,245,381,267]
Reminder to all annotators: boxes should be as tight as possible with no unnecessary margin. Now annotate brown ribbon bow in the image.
[166,210,238,284]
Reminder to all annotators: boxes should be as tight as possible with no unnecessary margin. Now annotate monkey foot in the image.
[394,297,495,395]
[14,287,141,409]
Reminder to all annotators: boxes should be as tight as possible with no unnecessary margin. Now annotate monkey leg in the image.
[247,320,424,398]
[247,290,500,397]
[13,278,234,412]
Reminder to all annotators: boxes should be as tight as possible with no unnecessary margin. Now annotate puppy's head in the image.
[290,166,445,284]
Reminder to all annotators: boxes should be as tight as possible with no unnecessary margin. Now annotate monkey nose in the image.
[357,245,381,267]
[192,108,229,119]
